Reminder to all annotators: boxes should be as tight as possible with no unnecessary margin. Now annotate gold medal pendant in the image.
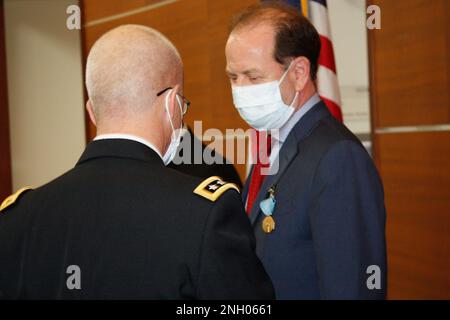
[262,216,275,234]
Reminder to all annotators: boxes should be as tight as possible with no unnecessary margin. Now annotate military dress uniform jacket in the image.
[0,139,274,299]
[243,101,387,299]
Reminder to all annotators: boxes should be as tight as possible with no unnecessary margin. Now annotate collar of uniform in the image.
[274,93,321,144]
[94,134,163,160]
[76,138,164,166]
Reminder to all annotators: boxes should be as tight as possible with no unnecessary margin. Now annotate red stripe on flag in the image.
[318,35,336,73]
[321,96,343,122]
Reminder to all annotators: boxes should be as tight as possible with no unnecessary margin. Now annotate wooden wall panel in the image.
[369,0,450,128]
[206,0,256,131]
[447,0,450,120]
[81,0,257,180]
[84,0,164,23]
[369,0,450,299]
[374,132,450,299]
[0,0,12,200]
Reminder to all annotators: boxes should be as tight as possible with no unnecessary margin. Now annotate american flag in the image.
[284,0,343,122]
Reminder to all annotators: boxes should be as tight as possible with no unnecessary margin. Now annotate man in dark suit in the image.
[225,2,386,299]
[0,25,274,299]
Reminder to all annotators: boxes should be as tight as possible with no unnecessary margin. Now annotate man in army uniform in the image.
[0,25,274,299]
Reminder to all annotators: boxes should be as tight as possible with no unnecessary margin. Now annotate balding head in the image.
[86,25,183,124]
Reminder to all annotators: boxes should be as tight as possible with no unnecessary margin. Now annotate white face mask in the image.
[231,62,298,130]
[162,89,183,166]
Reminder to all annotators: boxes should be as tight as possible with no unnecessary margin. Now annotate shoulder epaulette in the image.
[193,176,240,202]
[0,187,33,212]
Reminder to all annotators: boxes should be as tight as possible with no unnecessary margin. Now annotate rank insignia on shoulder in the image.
[0,186,33,212]
[193,176,240,202]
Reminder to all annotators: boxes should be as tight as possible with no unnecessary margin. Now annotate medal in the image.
[262,216,275,233]
[259,186,276,234]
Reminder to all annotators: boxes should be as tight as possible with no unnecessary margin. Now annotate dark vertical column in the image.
[0,0,12,200]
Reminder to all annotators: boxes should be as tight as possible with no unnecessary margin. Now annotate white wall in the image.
[4,0,86,190]
[328,0,371,135]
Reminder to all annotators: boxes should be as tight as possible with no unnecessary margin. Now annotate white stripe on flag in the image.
[309,0,332,40]
[316,66,341,106]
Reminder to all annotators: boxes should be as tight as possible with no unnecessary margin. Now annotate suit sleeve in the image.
[309,140,387,299]
[196,189,275,299]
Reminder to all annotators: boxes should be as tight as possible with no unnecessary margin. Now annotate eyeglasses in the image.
[156,87,190,115]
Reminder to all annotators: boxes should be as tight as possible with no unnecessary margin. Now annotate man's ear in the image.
[292,56,311,92]
[86,100,97,127]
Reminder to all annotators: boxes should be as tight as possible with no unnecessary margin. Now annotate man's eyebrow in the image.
[226,69,260,76]
[242,69,260,75]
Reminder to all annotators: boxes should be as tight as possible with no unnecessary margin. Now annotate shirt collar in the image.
[276,94,321,143]
[94,134,163,160]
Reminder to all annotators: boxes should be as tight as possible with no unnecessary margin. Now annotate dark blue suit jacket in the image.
[243,101,387,299]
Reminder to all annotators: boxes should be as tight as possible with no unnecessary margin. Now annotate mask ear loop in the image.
[175,95,184,140]
[164,89,176,136]
[290,91,299,107]
[278,61,294,84]
[165,89,184,142]
[278,61,298,106]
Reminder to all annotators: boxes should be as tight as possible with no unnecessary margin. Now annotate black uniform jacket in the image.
[0,139,274,299]
[168,127,243,188]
